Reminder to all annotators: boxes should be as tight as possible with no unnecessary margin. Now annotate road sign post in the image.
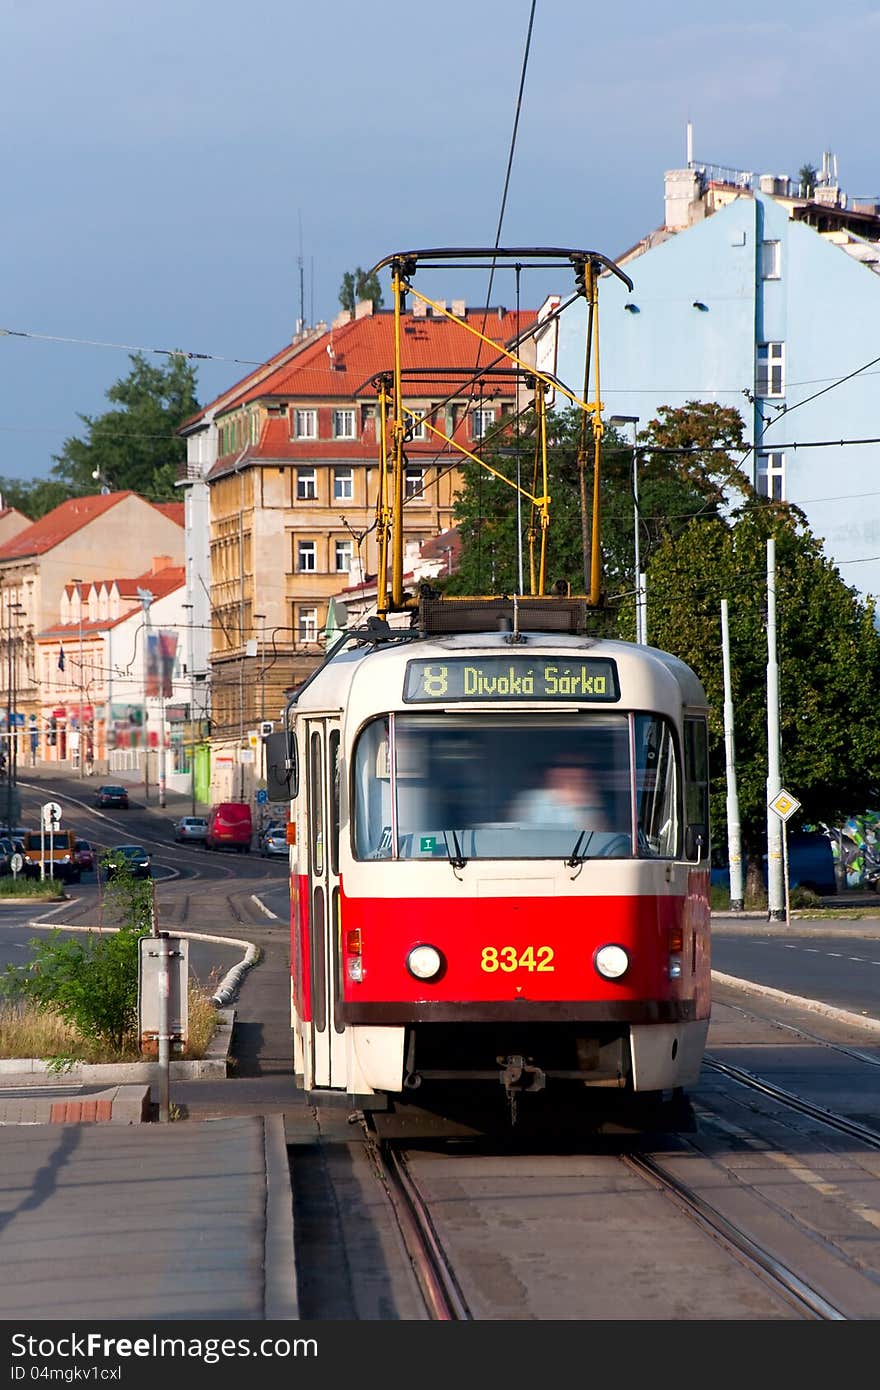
[40,802,62,881]
[769,788,801,927]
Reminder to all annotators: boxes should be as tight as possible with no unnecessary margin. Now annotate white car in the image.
[174,816,208,843]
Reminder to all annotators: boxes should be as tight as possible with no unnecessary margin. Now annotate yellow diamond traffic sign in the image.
[769,788,801,822]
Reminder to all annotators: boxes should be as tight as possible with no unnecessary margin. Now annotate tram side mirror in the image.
[685,823,708,861]
[265,730,298,800]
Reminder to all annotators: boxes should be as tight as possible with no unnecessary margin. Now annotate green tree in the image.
[338,267,384,315]
[448,400,748,637]
[798,163,818,198]
[647,502,880,857]
[48,352,200,504]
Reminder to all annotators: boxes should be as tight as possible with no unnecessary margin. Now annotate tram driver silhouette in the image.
[511,760,611,830]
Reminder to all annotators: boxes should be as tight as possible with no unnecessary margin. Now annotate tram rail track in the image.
[365,1128,472,1320]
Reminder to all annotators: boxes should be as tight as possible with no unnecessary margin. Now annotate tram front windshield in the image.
[353,713,679,861]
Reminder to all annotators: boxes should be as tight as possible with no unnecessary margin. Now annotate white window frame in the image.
[333,408,356,439]
[297,540,317,573]
[299,607,318,643]
[334,539,353,573]
[333,468,354,502]
[409,411,427,441]
[761,240,781,280]
[472,406,496,440]
[756,451,785,500]
[296,468,317,500]
[294,408,318,439]
[756,342,784,398]
[404,467,425,500]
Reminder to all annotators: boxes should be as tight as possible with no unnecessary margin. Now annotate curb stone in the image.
[0,1008,235,1123]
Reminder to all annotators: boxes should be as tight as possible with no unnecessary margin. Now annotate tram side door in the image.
[303,718,346,1090]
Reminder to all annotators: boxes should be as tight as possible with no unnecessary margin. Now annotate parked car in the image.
[173,815,208,843]
[711,831,837,897]
[259,821,288,858]
[205,802,253,853]
[1,836,39,879]
[73,839,96,872]
[104,844,152,879]
[95,784,129,809]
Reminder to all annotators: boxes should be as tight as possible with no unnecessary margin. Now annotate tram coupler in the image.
[497,1055,546,1094]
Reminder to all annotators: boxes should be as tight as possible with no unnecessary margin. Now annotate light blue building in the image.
[556,162,880,609]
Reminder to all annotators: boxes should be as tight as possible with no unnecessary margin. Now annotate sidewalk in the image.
[0,917,305,1321]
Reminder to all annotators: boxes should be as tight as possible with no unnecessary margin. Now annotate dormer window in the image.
[294,409,318,439]
[333,408,356,439]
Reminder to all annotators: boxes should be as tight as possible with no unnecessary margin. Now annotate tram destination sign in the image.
[403,656,619,703]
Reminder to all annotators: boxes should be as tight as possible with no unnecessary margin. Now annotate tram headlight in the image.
[406,944,444,981]
[594,944,630,981]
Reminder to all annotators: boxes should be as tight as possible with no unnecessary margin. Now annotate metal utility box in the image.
[138,934,189,1055]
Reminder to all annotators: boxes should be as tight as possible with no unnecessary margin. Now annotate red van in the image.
[205,802,253,853]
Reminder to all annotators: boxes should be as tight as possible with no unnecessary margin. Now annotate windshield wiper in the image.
[566,830,594,868]
[443,829,468,869]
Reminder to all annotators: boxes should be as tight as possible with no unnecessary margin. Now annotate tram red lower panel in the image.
[288,876,709,1019]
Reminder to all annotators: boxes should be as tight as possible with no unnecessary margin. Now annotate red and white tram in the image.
[268,602,711,1133]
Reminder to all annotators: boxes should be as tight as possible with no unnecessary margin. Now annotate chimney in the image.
[355,298,374,319]
[412,299,427,318]
[451,299,466,318]
[151,555,173,574]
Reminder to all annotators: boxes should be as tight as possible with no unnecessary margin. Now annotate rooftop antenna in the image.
[687,120,694,166]
[297,209,305,334]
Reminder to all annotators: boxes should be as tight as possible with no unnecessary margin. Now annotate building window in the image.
[294,409,318,439]
[297,540,316,573]
[296,468,317,500]
[409,411,427,440]
[761,240,781,279]
[333,468,353,501]
[333,408,356,439]
[756,451,785,500]
[472,407,496,440]
[756,342,784,397]
[335,540,352,573]
[405,467,425,500]
[299,607,318,643]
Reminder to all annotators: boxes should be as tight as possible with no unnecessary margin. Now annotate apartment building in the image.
[556,140,880,610]
[178,299,536,801]
[0,492,184,764]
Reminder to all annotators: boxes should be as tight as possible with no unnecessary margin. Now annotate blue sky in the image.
[4,0,880,489]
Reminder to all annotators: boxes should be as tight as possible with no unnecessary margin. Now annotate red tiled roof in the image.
[234,308,536,405]
[0,493,135,560]
[129,565,185,600]
[152,501,184,526]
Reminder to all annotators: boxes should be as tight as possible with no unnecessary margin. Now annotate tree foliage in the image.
[0,353,201,521]
[338,267,384,315]
[449,398,880,854]
[50,352,199,502]
[647,503,880,852]
[798,162,818,198]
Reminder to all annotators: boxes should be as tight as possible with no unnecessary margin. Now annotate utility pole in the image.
[721,599,744,910]
[609,416,644,641]
[766,539,785,919]
[73,580,85,778]
[182,603,197,816]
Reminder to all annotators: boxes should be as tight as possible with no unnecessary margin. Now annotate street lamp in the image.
[71,580,86,776]
[609,416,645,644]
[182,604,197,816]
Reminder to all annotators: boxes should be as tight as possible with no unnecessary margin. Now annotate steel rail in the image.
[623,1151,846,1321]
[367,1136,472,1320]
[704,1055,880,1148]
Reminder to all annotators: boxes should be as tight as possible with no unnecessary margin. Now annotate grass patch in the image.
[0,982,219,1064]
[0,878,66,900]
